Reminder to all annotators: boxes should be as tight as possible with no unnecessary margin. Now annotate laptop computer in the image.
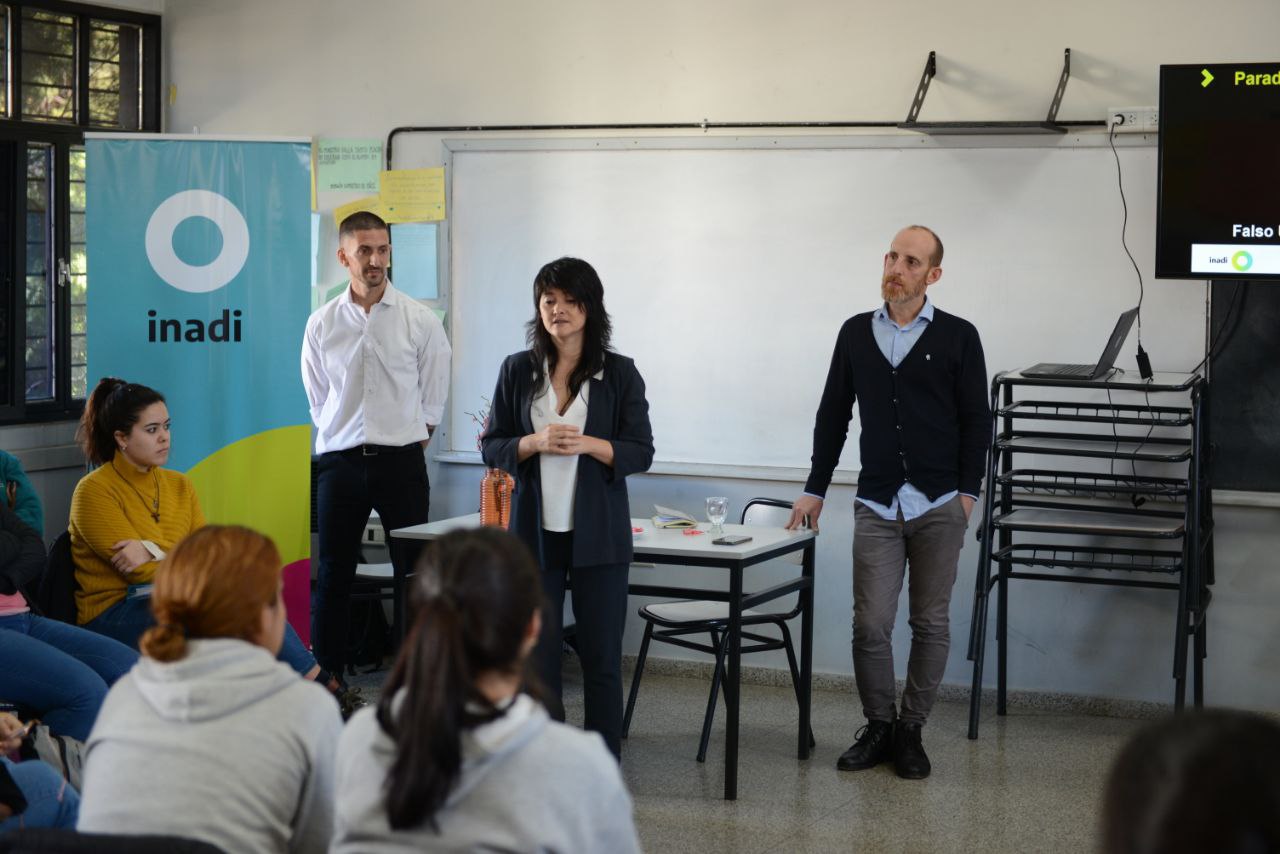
[1022,307,1139,380]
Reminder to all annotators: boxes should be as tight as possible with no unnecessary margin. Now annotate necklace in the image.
[113,461,161,522]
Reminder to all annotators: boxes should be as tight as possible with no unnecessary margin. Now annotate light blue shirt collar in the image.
[873,295,934,330]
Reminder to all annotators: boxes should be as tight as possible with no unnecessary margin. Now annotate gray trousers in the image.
[852,495,968,726]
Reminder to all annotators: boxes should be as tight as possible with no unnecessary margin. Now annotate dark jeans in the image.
[83,596,317,676]
[0,612,137,741]
[313,445,430,678]
[537,530,629,760]
[851,496,968,726]
[0,757,80,832]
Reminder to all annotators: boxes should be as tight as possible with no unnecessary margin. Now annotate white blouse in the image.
[531,376,589,532]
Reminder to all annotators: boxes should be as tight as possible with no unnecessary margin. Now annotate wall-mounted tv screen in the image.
[1157,62,1280,280]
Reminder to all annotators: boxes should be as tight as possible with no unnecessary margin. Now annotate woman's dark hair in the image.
[77,377,166,466]
[1101,709,1280,854]
[376,527,545,831]
[525,256,613,401]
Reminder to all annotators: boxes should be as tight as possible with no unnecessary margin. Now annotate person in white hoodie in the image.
[333,527,642,853]
[76,525,343,853]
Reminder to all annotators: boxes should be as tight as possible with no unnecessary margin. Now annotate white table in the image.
[392,514,817,801]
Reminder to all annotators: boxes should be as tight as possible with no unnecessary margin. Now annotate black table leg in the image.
[393,562,407,646]
[725,561,743,800]
[798,542,814,760]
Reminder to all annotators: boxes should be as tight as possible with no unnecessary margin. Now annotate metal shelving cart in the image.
[966,370,1213,738]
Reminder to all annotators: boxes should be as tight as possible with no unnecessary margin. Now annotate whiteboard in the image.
[444,135,1207,475]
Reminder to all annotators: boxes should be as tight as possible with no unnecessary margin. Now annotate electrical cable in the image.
[1109,121,1156,379]
[1108,119,1247,380]
[1105,383,1159,509]
[1108,122,1146,345]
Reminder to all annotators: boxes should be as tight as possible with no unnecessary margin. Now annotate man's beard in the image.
[881,275,924,304]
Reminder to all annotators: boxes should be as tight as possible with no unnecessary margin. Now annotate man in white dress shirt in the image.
[301,211,451,683]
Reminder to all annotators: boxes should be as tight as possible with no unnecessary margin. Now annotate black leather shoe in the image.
[836,719,895,771]
[334,685,368,721]
[893,721,931,779]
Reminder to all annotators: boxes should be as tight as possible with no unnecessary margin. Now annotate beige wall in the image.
[162,0,1280,135]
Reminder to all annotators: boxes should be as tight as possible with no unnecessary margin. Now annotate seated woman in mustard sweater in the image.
[71,381,204,638]
[70,379,361,712]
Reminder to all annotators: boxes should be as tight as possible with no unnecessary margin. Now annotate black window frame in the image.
[0,0,160,424]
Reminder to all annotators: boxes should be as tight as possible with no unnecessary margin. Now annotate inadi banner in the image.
[85,135,312,577]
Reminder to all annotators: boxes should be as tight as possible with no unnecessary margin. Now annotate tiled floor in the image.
[589,668,1138,853]
[353,661,1145,853]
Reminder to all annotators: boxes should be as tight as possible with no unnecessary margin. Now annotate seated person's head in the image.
[1102,708,1280,854]
[139,526,286,663]
[377,527,544,830]
[78,377,168,468]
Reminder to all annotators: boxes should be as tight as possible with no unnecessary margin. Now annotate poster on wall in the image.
[84,135,313,581]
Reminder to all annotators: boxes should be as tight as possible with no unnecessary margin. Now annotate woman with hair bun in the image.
[77,525,342,854]
[70,377,363,712]
[333,527,641,853]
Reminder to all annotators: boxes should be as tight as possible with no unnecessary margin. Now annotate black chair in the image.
[0,830,224,854]
[346,542,396,674]
[622,497,815,762]
[350,514,396,611]
[32,532,77,624]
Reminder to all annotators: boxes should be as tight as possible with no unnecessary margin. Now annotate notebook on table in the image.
[1022,307,1139,380]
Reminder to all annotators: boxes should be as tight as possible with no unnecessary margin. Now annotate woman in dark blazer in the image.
[482,257,653,758]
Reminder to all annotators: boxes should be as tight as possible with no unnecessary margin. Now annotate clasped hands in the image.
[529,423,598,457]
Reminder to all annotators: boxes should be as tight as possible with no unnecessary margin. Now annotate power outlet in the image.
[1108,106,1159,134]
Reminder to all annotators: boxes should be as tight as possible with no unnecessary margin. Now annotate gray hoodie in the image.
[333,693,642,853]
[77,638,342,854]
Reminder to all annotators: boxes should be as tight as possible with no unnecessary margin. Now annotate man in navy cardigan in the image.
[789,225,991,780]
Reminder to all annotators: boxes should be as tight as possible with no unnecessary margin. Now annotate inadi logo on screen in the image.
[148,309,242,343]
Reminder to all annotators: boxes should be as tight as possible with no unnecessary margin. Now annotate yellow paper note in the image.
[379,168,446,223]
[333,196,388,228]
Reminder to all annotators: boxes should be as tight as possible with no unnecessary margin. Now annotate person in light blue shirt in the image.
[790,225,991,781]
[856,298,979,521]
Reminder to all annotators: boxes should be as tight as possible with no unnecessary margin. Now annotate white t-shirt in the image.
[531,376,589,532]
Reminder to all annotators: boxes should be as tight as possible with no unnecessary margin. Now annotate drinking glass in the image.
[706,496,729,534]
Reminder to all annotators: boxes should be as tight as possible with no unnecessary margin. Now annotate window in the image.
[0,1,160,421]
[22,9,76,123]
[25,142,52,400]
[0,9,9,117]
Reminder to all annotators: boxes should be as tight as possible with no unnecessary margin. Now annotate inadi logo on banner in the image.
[147,308,242,342]
[145,189,248,342]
